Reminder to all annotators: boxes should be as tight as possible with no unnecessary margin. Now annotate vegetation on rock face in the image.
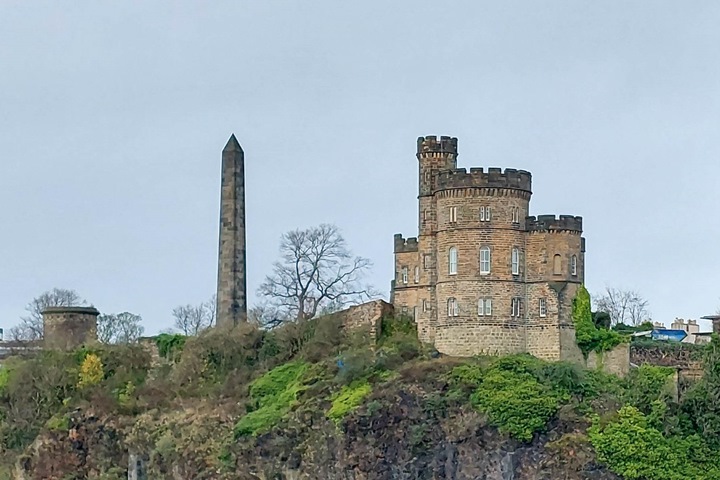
[327,380,372,424]
[573,285,625,355]
[5,310,720,480]
[235,361,309,437]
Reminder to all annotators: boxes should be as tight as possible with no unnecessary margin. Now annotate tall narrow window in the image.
[414,266,420,283]
[511,248,520,275]
[511,298,522,317]
[478,298,492,316]
[553,254,562,275]
[422,299,429,312]
[571,255,578,276]
[447,297,459,317]
[480,206,491,222]
[449,206,457,223]
[511,206,520,223]
[480,246,491,274]
[401,267,408,284]
[423,254,430,269]
[539,298,547,317]
[449,247,458,275]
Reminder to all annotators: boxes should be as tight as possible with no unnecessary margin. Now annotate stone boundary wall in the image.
[331,300,394,342]
[586,343,630,377]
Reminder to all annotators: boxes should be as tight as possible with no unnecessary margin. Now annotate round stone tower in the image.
[42,306,99,350]
[432,166,533,356]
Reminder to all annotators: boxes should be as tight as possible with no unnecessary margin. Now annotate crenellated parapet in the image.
[394,233,419,253]
[527,215,583,233]
[435,167,532,192]
[417,135,458,155]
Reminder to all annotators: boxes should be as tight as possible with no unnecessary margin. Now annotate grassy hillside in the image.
[1,315,719,479]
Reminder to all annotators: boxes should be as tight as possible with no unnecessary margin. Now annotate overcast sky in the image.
[2,1,719,335]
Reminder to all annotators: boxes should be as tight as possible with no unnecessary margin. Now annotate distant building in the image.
[670,319,700,344]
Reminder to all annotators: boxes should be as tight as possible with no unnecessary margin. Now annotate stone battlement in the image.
[526,215,583,233]
[393,234,418,253]
[417,136,458,155]
[435,167,532,192]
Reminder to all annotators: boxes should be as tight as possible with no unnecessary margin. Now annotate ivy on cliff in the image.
[573,285,625,356]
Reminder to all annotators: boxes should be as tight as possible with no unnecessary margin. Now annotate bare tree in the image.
[258,224,377,323]
[9,288,87,341]
[594,287,650,326]
[172,301,213,336]
[248,302,286,329]
[97,312,145,344]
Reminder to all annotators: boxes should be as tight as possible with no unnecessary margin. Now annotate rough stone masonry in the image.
[216,134,248,327]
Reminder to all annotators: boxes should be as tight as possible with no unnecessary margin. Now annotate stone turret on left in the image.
[216,134,248,327]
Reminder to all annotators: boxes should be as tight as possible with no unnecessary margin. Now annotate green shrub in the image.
[327,381,372,424]
[155,334,186,360]
[471,368,560,442]
[624,364,675,414]
[589,406,720,479]
[573,286,625,355]
[45,414,69,432]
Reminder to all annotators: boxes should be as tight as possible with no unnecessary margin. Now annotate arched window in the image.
[511,206,520,223]
[571,255,578,276]
[414,266,420,283]
[511,248,520,275]
[480,246,491,274]
[401,266,408,284]
[553,254,562,275]
[449,247,458,275]
[447,297,459,317]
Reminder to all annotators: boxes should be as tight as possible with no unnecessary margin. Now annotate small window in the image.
[447,297,459,317]
[423,254,430,269]
[422,299,429,312]
[511,248,520,275]
[511,297,522,317]
[424,170,431,183]
[571,255,578,276]
[421,210,427,223]
[449,247,458,275]
[480,246,491,274]
[480,206,491,222]
[401,267,408,284]
[511,206,520,223]
[478,298,492,316]
[413,306,418,321]
[449,206,457,223]
[539,298,547,317]
[414,266,420,283]
[553,254,562,275]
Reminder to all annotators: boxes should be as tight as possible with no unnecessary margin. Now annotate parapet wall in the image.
[394,234,419,253]
[417,135,458,155]
[435,167,532,192]
[42,306,99,350]
[527,215,583,233]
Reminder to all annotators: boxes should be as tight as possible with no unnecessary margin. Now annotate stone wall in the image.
[331,300,394,342]
[42,307,99,350]
[586,343,630,377]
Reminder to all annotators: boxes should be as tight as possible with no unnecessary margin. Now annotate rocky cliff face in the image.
[16,382,618,480]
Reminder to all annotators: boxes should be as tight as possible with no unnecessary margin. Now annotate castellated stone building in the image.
[391,136,586,361]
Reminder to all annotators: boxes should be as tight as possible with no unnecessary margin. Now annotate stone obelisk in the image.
[216,134,248,327]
